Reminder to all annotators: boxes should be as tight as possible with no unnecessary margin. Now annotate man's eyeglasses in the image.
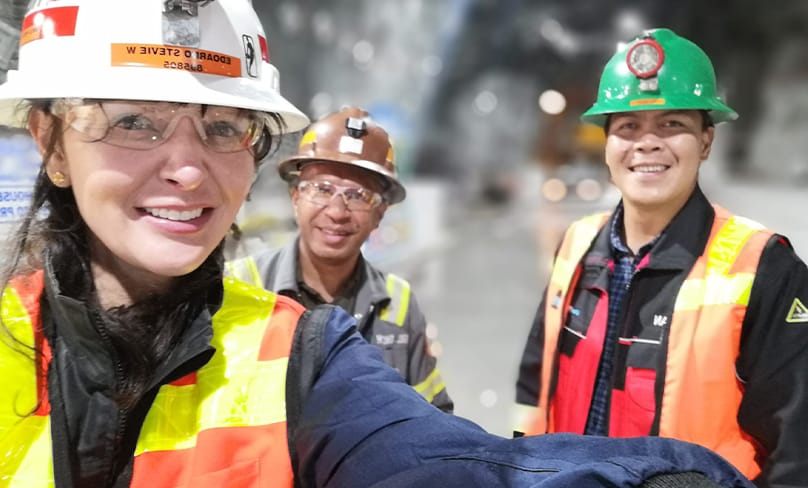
[296,180,383,211]
[50,98,270,158]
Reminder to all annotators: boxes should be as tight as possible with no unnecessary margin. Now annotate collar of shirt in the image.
[609,203,662,263]
[295,254,366,312]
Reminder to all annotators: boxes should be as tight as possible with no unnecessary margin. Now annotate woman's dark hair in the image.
[0,100,74,361]
[0,100,285,409]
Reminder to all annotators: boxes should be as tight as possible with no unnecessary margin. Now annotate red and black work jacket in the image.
[517,189,775,480]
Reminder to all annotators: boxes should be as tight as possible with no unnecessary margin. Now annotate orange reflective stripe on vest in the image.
[534,207,769,479]
[0,274,303,487]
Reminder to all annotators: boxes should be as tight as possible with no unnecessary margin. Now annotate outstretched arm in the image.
[289,305,753,488]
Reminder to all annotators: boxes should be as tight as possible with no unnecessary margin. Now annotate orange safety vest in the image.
[0,271,304,487]
[531,206,770,480]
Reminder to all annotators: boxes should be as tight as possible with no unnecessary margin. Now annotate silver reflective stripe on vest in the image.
[225,256,264,288]
[378,274,410,326]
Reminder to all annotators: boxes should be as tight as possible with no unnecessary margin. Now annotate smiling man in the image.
[228,107,452,412]
[513,28,808,488]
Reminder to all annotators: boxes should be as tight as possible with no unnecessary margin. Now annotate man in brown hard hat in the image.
[228,106,452,412]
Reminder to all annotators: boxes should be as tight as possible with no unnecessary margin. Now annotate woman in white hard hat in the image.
[0,0,312,485]
[0,1,759,485]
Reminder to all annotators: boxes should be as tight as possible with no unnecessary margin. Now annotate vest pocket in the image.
[560,328,582,357]
[558,311,591,351]
[622,340,660,412]
[623,366,657,412]
[608,366,657,436]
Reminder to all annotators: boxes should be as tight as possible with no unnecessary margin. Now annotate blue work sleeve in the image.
[292,305,754,488]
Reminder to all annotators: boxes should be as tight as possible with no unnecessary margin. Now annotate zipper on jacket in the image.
[47,341,77,488]
[92,309,130,488]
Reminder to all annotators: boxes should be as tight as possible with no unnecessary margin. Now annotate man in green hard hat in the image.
[514,28,808,487]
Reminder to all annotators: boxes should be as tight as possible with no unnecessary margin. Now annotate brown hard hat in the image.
[278,106,406,203]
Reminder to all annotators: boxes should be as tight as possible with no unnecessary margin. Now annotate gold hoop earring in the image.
[50,171,67,187]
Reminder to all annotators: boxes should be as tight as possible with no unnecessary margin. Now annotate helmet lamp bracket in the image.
[163,0,215,15]
[638,77,659,92]
[345,117,368,138]
[581,28,738,125]
[626,36,665,92]
[162,0,215,46]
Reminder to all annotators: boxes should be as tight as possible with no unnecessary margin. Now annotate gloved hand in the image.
[642,472,727,488]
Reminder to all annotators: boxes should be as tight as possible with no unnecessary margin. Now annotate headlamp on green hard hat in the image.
[581,28,737,127]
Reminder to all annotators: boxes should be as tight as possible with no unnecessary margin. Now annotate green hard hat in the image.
[581,28,737,126]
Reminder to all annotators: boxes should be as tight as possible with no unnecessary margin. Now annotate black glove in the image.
[642,472,727,488]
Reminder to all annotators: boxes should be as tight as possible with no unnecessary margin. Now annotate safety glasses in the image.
[50,98,270,158]
[297,180,384,211]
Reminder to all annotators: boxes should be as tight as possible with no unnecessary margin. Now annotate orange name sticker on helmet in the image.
[20,5,80,47]
[110,43,242,78]
[629,98,666,107]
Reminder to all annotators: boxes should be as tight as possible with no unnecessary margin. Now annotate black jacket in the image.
[42,257,218,487]
[516,187,808,488]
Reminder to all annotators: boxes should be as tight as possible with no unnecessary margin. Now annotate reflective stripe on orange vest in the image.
[0,273,303,487]
[533,207,769,479]
[660,212,769,479]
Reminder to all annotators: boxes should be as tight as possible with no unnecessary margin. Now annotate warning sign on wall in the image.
[0,129,40,239]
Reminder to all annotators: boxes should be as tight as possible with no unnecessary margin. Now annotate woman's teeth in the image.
[145,208,203,221]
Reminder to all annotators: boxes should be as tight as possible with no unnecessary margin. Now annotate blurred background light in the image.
[538,89,566,115]
[473,90,498,115]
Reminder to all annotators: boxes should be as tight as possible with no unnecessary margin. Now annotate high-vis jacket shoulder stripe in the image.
[379,273,411,326]
[413,367,446,403]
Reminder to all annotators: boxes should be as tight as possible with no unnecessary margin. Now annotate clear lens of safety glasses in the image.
[297,180,384,211]
[51,99,268,155]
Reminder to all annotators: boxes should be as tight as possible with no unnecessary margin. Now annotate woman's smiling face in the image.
[33,101,257,298]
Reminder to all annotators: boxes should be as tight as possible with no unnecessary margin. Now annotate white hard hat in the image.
[0,0,309,133]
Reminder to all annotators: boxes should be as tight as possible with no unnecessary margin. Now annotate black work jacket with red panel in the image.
[516,187,808,488]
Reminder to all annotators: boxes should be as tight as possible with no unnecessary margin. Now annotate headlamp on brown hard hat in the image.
[278,106,406,204]
[345,116,367,138]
